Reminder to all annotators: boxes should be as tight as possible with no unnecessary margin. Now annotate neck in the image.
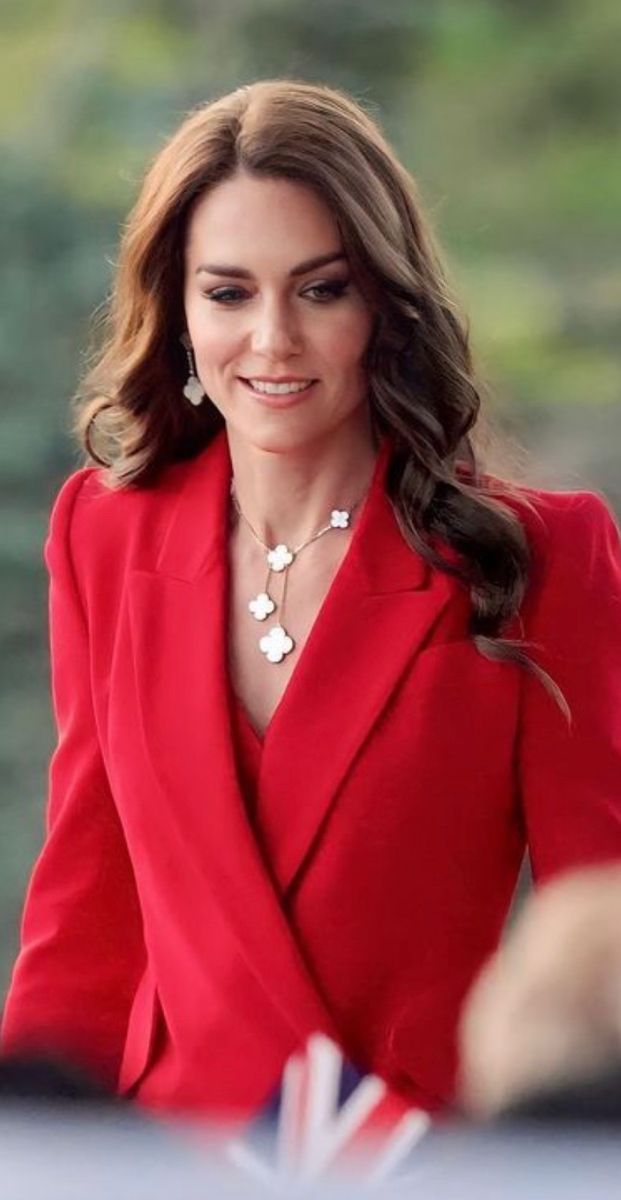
[227,415,380,548]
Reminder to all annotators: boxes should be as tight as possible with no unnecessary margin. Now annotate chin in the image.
[227,415,336,458]
[227,397,371,458]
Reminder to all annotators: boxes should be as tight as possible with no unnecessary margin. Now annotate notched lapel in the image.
[127,563,339,1041]
[125,430,462,1033]
[126,433,339,1042]
[256,447,458,897]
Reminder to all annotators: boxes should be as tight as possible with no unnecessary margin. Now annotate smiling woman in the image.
[1,79,621,1131]
[183,171,375,459]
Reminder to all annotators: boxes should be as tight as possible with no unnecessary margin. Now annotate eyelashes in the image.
[201,280,350,305]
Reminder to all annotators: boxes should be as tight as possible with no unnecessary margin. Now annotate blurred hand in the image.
[458,864,621,1117]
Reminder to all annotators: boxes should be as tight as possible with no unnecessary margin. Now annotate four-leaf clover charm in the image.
[267,543,294,572]
[259,624,294,663]
[248,592,275,621]
[246,517,351,665]
[182,375,205,406]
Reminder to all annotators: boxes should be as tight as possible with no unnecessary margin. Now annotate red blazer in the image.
[2,431,621,1122]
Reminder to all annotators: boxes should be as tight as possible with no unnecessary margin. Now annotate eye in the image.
[202,286,247,304]
[201,280,351,305]
[303,280,350,301]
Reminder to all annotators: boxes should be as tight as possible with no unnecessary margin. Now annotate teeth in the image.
[246,379,313,395]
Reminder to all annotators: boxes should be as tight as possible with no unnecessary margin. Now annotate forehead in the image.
[184,171,342,264]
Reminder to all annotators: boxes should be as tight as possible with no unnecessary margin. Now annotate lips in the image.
[239,377,316,388]
[237,377,317,405]
[240,377,316,385]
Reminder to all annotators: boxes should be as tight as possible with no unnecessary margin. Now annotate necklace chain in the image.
[230,481,365,664]
[230,487,345,554]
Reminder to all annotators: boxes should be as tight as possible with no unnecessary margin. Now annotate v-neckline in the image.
[232,690,265,746]
[226,437,390,745]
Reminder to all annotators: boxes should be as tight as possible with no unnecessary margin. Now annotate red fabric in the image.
[229,692,263,822]
[2,428,621,1124]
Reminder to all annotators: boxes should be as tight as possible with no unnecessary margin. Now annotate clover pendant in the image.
[267,543,294,572]
[330,509,350,529]
[183,375,205,406]
[259,624,295,664]
[248,591,276,621]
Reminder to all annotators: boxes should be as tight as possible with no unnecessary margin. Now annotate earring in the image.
[180,334,205,406]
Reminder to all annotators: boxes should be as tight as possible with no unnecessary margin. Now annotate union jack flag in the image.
[224,1033,431,1192]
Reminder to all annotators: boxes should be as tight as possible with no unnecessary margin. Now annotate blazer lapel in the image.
[126,429,458,1036]
[255,439,456,895]
[126,432,339,1044]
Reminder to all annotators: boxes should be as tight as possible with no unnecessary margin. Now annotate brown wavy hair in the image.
[73,78,567,717]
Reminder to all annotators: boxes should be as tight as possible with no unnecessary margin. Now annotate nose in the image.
[250,297,302,360]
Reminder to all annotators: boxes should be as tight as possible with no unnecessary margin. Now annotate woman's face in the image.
[183,170,376,454]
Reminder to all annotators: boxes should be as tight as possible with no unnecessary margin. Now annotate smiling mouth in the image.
[238,377,317,402]
[240,377,317,393]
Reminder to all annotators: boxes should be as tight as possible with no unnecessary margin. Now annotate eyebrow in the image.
[195,251,347,279]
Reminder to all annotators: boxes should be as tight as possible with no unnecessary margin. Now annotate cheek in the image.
[192,325,239,369]
[316,307,374,370]
[184,296,236,363]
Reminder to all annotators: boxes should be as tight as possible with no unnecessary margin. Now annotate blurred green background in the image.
[1,0,620,991]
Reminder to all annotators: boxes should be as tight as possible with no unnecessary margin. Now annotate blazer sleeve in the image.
[517,490,621,883]
[0,469,147,1090]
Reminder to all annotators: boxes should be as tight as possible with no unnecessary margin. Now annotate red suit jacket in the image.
[2,431,621,1121]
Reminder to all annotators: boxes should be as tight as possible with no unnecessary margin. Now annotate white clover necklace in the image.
[230,482,362,664]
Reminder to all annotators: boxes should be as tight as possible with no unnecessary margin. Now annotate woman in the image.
[2,79,620,1126]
